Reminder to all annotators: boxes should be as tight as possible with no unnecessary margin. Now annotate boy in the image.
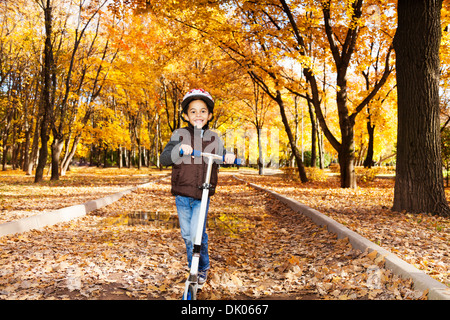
[160,89,235,288]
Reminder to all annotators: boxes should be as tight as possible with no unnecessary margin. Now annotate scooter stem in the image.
[194,155,213,248]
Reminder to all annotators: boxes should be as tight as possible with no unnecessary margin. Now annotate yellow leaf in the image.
[419,289,429,300]
[375,254,386,265]
[57,254,68,262]
[367,250,378,261]
[336,237,349,245]
[288,255,300,265]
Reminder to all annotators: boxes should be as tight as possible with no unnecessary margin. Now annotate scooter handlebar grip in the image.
[222,155,242,165]
[192,150,202,157]
[179,149,202,157]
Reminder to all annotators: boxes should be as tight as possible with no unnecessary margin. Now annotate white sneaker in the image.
[198,270,208,289]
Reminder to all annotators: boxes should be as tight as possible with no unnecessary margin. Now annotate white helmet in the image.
[181,89,214,114]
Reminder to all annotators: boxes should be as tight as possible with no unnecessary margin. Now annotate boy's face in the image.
[184,100,212,129]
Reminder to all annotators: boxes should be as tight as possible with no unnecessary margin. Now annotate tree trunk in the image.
[35,0,54,183]
[50,136,64,180]
[35,118,50,182]
[22,118,32,172]
[275,91,308,182]
[103,147,108,168]
[335,62,357,188]
[137,144,142,170]
[339,128,357,189]
[61,136,80,176]
[363,117,375,168]
[307,98,317,167]
[257,128,264,175]
[393,0,450,217]
[318,124,325,169]
[2,145,9,171]
[27,116,40,175]
[2,108,13,171]
[118,146,123,169]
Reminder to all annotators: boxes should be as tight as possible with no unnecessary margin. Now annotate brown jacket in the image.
[160,126,224,199]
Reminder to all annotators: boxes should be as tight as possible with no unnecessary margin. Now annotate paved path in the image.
[0,174,430,300]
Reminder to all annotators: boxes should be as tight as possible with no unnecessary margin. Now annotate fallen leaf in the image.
[367,250,378,261]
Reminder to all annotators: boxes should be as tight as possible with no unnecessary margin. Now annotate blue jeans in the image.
[175,195,210,272]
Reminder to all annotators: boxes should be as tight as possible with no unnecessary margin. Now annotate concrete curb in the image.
[233,176,450,300]
[0,176,168,238]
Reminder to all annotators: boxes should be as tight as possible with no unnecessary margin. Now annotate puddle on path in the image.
[103,210,254,236]
[127,210,179,229]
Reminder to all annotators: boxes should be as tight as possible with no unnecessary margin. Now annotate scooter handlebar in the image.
[179,149,242,165]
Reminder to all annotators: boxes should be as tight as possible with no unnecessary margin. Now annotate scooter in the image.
[179,149,241,300]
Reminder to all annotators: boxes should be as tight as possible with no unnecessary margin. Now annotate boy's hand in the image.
[224,153,236,164]
[180,144,193,156]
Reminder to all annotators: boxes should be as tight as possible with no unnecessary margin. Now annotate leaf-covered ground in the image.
[0,167,167,224]
[0,168,439,300]
[239,171,450,288]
